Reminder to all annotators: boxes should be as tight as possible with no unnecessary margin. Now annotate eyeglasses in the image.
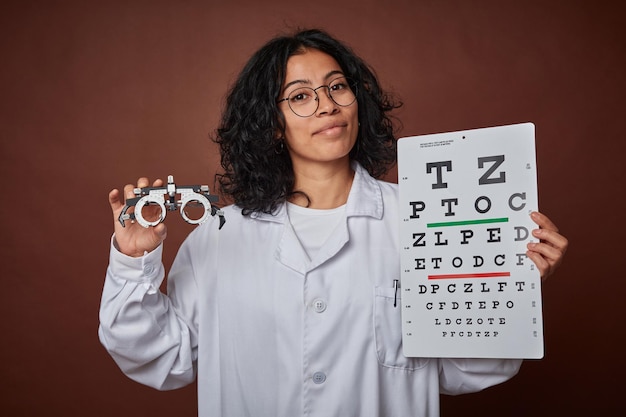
[277,76,357,117]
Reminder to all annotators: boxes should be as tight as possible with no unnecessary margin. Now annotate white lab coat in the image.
[99,163,522,417]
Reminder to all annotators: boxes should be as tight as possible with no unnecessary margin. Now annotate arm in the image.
[438,358,523,395]
[439,213,566,395]
[98,241,199,390]
[98,177,199,390]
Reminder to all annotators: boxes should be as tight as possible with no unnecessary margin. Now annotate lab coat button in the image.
[312,372,326,384]
[312,299,327,313]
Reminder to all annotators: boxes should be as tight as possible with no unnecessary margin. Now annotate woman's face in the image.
[279,48,359,172]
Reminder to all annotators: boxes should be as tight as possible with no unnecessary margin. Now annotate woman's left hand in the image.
[526,211,568,281]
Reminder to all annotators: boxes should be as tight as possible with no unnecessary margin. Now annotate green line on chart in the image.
[427,217,509,228]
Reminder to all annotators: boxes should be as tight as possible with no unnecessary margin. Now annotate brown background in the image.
[1,0,624,415]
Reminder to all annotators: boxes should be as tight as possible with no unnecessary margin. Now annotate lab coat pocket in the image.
[374,286,430,370]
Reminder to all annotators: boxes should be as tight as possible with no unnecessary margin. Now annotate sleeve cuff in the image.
[109,234,165,284]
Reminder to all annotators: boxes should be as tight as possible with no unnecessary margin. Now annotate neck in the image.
[289,159,354,209]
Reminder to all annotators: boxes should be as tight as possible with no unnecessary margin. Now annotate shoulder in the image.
[376,177,398,196]
[188,203,284,239]
[349,163,398,219]
[360,164,398,203]
[354,162,397,191]
[376,179,399,219]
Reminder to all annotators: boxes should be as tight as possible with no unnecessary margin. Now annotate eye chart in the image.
[398,123,543,359]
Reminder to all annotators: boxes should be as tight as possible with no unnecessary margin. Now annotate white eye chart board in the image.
[398,122,543,359]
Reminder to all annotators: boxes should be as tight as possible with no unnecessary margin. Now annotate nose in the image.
[315,87,338,116]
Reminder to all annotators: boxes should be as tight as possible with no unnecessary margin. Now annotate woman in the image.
[100,29,567,416]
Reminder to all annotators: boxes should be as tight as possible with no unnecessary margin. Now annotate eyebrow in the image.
[282,70,345,93]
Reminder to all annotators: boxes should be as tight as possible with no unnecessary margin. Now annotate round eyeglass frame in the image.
[277,76,358,118]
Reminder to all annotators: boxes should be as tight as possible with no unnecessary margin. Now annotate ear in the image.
[274,138,285,154]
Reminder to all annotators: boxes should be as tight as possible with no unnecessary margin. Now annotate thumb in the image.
[153,223,167,242]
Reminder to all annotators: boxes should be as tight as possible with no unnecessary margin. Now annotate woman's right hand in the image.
[108,177,168,257]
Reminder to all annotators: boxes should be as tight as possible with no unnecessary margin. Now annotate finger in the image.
[122,177,157,200]
[530,211,558,232]
[153,178,164,187]
[526,250,551,280]
[532,228,569,253]
[527,241,563,265]
[108,188,127,224]
[527,239,565,281]
[109,188,122,208]
[153,222,167,241]
[137,177,150,188]
[123,183,138,200]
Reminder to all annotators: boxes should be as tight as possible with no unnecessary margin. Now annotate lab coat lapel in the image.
[255,204,310,275]
[262,163,382,275]
[306,163,384,270]
[307,221,349,271]
[276,217,350,274]
[275,218,309,275]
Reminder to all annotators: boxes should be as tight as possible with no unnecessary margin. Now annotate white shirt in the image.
[286,202,346,260]
[99,163,522,417]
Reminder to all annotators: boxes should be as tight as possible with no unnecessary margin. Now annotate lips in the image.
[313,121,348,135]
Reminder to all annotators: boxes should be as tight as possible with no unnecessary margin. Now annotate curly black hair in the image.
[213,28,401,215]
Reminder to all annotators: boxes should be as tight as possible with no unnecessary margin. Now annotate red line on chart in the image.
[428,272,511,280]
